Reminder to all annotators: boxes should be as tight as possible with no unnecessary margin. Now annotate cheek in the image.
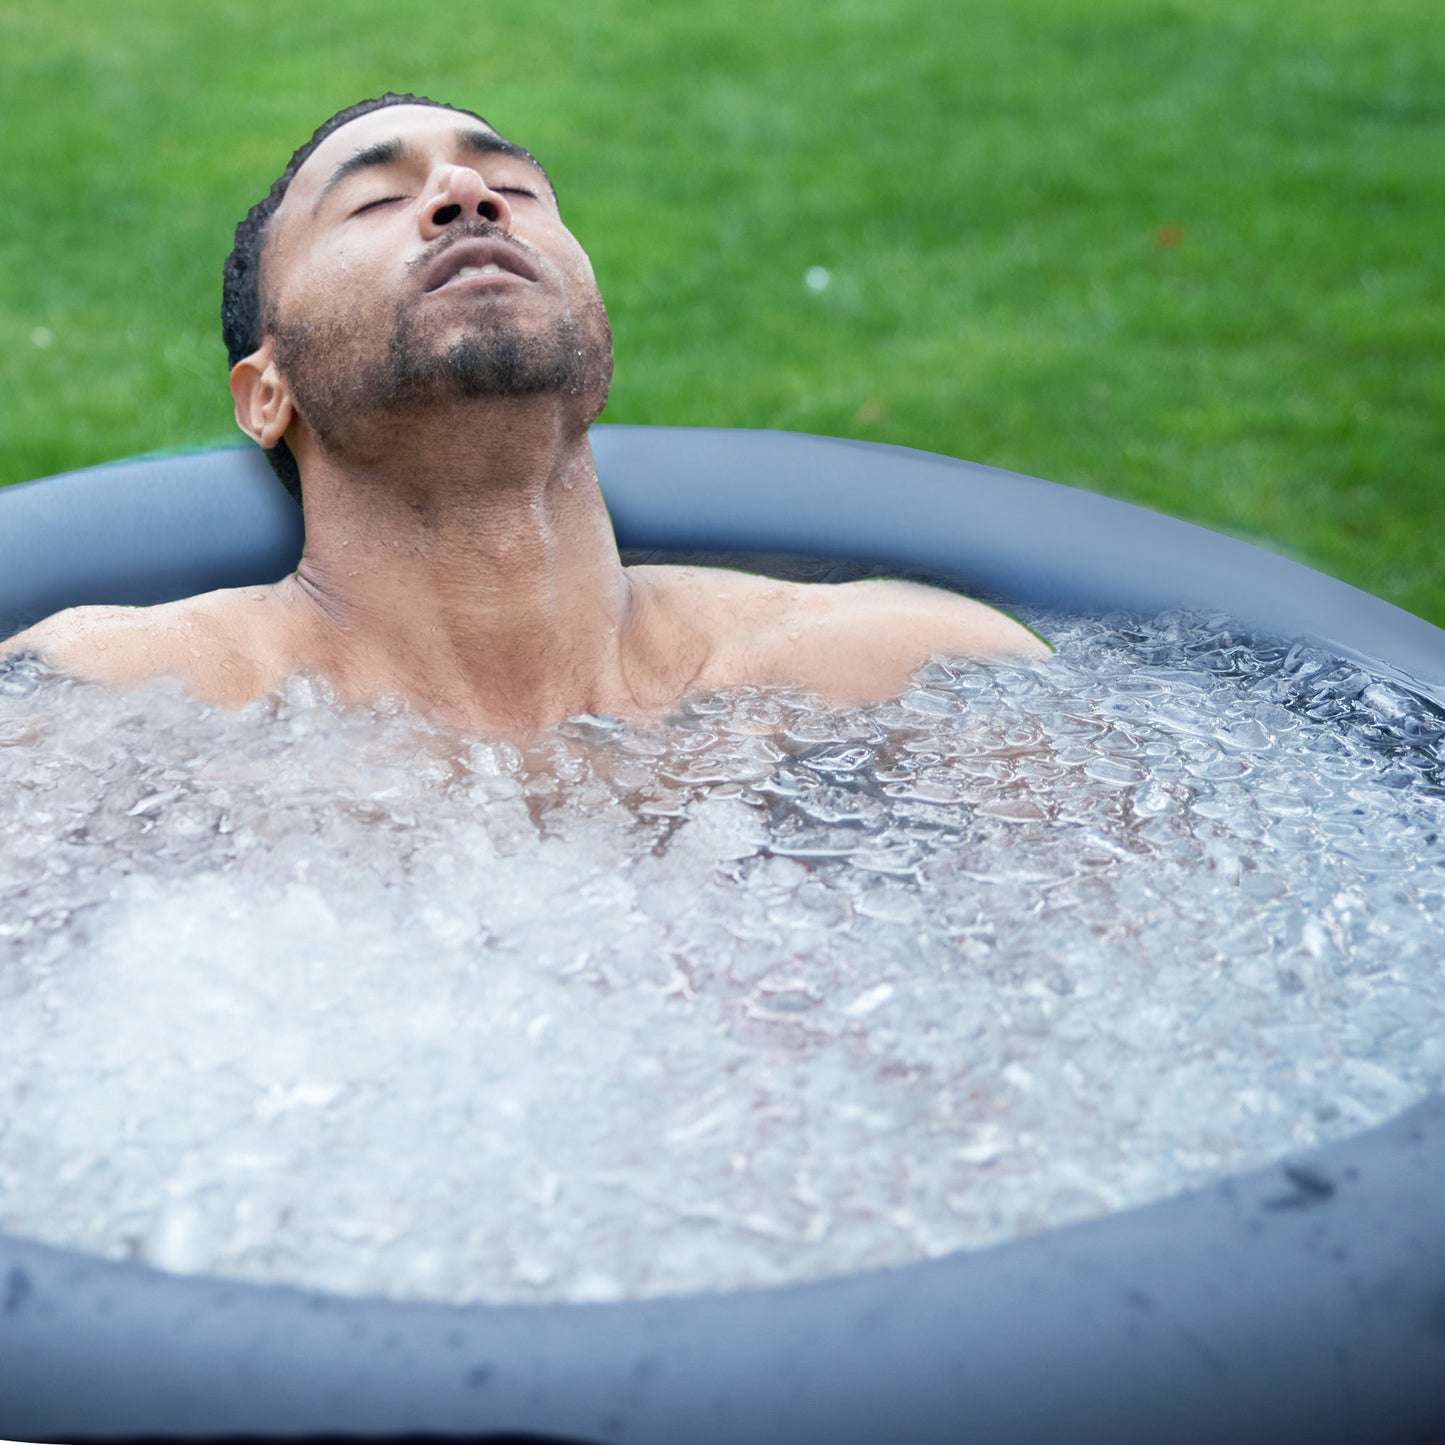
[309,241,363,293]
[538,218,596,279]
[554,241,601,297]
[276,257,371,328]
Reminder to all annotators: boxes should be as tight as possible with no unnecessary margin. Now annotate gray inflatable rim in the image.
[1,426,1443,1445]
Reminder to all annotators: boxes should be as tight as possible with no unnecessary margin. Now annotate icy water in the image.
[1,606,1443,1306]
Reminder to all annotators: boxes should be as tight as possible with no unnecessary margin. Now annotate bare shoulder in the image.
[791,576,1047,653]
[1,589,290,702]
[3,604,163,687]
[649,566,1050,706]
[771,577,1049,700]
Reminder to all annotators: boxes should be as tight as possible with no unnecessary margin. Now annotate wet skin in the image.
[4,105,1049,736]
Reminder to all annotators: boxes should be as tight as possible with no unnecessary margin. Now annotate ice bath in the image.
[2,428,1443,1443]
[3,607,1444,1310]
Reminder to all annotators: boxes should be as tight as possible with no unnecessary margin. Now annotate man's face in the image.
[259,105,612,449]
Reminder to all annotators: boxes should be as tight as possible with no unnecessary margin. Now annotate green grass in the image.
[3,0,1442,621]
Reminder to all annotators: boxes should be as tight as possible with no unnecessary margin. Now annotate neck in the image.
[282,397,667,732]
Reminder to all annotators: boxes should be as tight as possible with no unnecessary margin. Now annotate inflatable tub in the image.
[1,426,1443,1445]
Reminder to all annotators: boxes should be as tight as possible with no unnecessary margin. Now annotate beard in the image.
[270,266,613,455]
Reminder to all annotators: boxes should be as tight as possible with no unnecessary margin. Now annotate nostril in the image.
[478,200,499,223]
[432,203,462,225]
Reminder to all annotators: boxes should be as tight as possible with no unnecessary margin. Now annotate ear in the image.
[230,339,296,451]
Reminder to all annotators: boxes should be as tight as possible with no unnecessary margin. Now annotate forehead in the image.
[279,105,542,219]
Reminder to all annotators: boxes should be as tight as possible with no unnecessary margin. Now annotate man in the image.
[6,94,1047,734]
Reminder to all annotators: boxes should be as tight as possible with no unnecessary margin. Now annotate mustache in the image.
[407,220,539,276]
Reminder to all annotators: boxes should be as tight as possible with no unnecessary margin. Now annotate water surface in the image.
[1,606,1442,1304]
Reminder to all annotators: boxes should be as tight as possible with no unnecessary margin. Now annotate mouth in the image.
[422,238,540,294]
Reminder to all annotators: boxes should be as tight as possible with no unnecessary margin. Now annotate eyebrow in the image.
[313,128,555,211]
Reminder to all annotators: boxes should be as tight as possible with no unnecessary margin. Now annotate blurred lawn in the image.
[2,0,1441,621]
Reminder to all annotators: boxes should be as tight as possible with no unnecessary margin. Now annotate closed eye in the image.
[350,195,407,216]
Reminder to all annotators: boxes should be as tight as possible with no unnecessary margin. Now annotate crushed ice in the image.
[1,606,1443,1305]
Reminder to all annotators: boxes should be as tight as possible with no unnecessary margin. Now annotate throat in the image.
[275,430,672,729]
[286,533,641,731]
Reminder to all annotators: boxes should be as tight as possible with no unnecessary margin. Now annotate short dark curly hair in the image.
[221,93,497,503]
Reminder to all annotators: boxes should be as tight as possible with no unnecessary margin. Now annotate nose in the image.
[420,164,513,238]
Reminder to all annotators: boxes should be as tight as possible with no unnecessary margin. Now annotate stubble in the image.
[270,231,613,454]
